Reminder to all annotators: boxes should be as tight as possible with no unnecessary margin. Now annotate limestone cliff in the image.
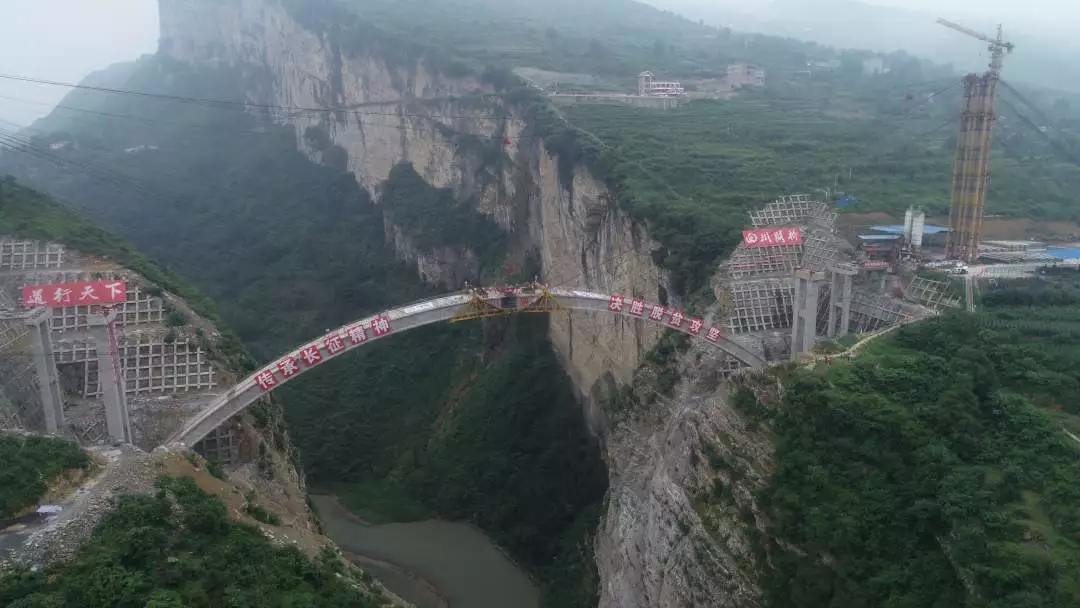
[159,0,669,429]
[157,0,767,605]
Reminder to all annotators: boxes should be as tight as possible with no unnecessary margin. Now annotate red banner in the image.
[862,260,890,270]
[22,280,127,309]
[742,227,803,248]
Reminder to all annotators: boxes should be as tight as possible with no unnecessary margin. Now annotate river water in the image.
[308,494,539,608]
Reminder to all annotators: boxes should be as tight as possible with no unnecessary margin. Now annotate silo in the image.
[911,210,926,251]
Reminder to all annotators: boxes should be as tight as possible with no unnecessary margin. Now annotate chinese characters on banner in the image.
[22,280,127,309]
[255,315,395,392]
[607,294,723,343]
[741,227,803,249]
[861,260,890,270]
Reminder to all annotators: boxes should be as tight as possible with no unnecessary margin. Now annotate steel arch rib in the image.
[167,285,764,448]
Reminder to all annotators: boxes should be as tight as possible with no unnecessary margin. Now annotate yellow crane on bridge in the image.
[938,17,1014,264]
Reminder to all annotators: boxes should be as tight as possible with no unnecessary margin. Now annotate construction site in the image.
[714,194,960,364]
[0,238,241,463]
[1,11,1076,466]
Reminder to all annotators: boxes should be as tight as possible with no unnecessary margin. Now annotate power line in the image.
[998,97,1080,168]
[0,72,509,119]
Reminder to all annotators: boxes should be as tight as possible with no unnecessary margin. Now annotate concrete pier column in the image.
[88,310,131,444]
[791,269,825,361]
[838,273,853,337]
[827,272,839,338]
[827,268,855,338]
[24,308,64,434]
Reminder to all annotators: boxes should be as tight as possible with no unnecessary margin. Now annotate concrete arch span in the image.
[167,284,765,448]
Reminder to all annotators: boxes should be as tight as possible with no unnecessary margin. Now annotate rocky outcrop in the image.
[157,0,766,605]
[596,342,771,607]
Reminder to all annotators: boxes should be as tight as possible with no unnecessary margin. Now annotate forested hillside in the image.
[0,433,89,519]
[1,180,398,606]
[740,274,1080,606]
[0,476,392,607]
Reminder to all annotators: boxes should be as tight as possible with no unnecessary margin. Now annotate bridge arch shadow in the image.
[168,284,764,447]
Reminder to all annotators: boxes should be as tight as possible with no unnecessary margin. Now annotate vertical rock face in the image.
[157,1,766,605]
[158,0,669,415]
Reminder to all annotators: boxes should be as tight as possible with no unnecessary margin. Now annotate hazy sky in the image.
[0,0,1075,127]
[0,0,158,128]
[865,0,1073,18]
[660,0,1075,37]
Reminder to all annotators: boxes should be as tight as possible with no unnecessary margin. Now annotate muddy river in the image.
[308,494,539,608]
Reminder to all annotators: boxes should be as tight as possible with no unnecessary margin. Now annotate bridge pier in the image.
[24,308,65,434]
[88,310,132,444]
[827,266,855,339]
[791,269,825,361]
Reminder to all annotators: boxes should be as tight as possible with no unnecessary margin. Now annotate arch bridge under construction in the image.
[0,194,966,459]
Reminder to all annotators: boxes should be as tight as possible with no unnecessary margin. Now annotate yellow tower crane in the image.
[938,18,1014,264]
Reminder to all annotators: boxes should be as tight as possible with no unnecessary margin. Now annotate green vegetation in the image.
[555,97,1080,293]
[754,274,1080,607]
[0,476,389,607]
[0,433,89,519]
[334,479,434,524]
[244,491,283,526]
[381,162,507,275]
[0,177,255,374]
[290,0,892,84]
[0,56,606,606]
[0,177,217,325]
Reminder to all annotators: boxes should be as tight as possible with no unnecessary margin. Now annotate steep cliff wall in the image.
[159,0,669,427]
[156,1,763,605]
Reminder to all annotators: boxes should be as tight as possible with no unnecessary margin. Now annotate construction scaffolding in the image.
[0,236,229,454]
[749,194,837,228]
[0,238,65,270]
[726,245,803,279]
[801,231,845,272]
[904,276,963,310]
[52,336,216,398]
[849,292,922,333]
[726,278,794,333]
[47,285,165,332]
[719,194,941,361]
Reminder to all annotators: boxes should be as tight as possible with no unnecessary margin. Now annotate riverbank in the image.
[309,494,540,608]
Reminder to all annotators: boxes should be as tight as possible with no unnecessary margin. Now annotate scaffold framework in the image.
[726,244,803,279]
[726,278,794,333]
[749,195,837,228]
[905,276,963,310]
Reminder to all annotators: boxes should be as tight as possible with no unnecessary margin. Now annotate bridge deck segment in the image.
[168,285,764,448]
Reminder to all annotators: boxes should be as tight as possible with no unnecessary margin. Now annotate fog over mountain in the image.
[0,0,158,128]
[0,0,1076,129]
[649,0,1080,92]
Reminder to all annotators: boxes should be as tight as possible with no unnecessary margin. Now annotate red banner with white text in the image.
[22,280,127,309]
[741,227,803,248]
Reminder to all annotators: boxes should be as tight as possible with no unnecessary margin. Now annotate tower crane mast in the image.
[938,18,1014,264]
